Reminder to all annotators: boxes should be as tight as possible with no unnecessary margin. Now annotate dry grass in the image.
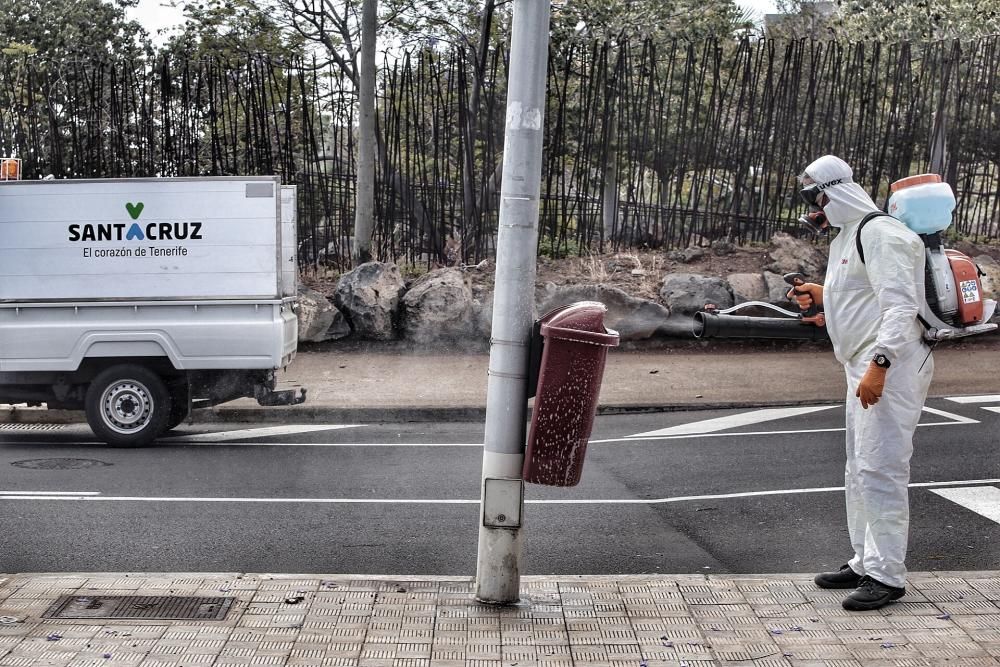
[580,253,610,283]
[568,251,669,300]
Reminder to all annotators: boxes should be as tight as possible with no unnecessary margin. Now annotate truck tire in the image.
[85,364,171,447]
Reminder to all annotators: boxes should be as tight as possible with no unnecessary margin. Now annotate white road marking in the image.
[0,440,480,447]
[0,404,975,449]
[160,424,361,442]
[591,427,846,444]
[945,395,1000,404]
[0,495,93,500]
[0,401,982,449]
[595,406,978,444]
[931,486,1000,525]
[980,407,1000,416]
[920,406,980,424]
[625,406,837,438]
[162,441,482,447]
[0,491,100,495]
[0,491,99,500]
[0,440,104,446]
[4,479,999,505]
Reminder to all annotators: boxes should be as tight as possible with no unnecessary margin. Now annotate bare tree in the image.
[201,0,402,265]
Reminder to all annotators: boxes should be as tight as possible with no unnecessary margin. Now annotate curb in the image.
[198,398,844,422]
[0,407,80,424]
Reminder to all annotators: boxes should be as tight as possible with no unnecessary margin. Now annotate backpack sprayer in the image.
[888,174,997,340]
[694,174,998,341]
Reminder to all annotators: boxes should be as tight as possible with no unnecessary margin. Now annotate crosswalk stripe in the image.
[621,404,973,441]
[921,406,979,424]
[626,406,837,438]
[930,486,1000,525]
[945,395,1000,404]
[161,424,361,442]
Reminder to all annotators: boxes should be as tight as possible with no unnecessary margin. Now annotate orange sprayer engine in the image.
[944,249,985,326]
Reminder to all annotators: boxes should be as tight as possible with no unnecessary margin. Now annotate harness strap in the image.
[854,211,885,265]
[854,211,933,332]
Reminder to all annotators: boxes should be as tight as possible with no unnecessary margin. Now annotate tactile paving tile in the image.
[5,574,1000,667]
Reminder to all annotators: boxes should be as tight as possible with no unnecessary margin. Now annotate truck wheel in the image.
[85,365,171,447]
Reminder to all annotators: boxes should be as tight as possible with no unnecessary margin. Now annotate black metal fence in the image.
[2,36,999,270]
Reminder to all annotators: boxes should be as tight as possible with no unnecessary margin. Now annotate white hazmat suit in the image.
[802,155,933,589]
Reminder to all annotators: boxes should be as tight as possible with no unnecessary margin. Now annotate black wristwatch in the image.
[872,353,891,369]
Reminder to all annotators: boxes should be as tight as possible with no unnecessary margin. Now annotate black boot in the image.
[814,563,862,589]
[842,575,906,611]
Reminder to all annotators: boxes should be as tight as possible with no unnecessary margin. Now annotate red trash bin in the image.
[523,301,619,486]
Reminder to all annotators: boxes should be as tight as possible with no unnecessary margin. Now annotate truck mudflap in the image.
[254,385,307,406]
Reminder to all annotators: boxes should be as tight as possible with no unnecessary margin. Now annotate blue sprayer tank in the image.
[887,173,955,234]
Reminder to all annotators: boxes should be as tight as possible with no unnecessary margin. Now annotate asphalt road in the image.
[1,395,999,576]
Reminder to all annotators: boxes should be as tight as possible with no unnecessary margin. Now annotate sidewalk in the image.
[2,572,999,667]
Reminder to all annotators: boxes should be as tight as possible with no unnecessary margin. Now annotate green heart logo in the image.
[126,202,144,220]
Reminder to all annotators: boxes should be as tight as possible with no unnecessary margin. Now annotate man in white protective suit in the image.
[788,155,934,611]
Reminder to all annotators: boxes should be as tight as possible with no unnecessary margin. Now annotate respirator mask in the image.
[796,178,843,235]
[798,183,828,234]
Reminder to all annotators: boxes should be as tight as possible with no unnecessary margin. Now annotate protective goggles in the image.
[799,183,823,207]
[798,176,848,207]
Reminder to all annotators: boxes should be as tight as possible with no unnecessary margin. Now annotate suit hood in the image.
[802,155,879,227]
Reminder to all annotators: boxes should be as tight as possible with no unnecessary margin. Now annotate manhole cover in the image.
[11,458,112,470]
[0,424,66,431]
[43,595,234,620]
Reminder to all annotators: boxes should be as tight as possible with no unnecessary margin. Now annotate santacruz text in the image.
[68,222,203,241]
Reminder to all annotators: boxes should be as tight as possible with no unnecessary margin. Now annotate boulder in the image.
[660,273,733,315]
[667,247,706,263]
[325,309,352,340]
[766,232,826,277]
[763,271,793,305]
[296,285,337,343]
[712,240,737,256]
[606,256,640,274]
[333,262,405,340]
[537,284,671,341]
[400,268,476,345]
[726,272,767,304]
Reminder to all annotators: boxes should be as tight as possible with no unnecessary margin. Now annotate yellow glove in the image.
[856,362,887,409]
[785,282,824,311]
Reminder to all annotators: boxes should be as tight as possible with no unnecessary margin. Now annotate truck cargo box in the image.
[0,176,292,302]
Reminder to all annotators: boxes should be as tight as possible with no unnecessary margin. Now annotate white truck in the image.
[0,175,306,446]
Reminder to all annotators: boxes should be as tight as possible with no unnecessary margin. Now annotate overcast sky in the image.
[128,0,781,43]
